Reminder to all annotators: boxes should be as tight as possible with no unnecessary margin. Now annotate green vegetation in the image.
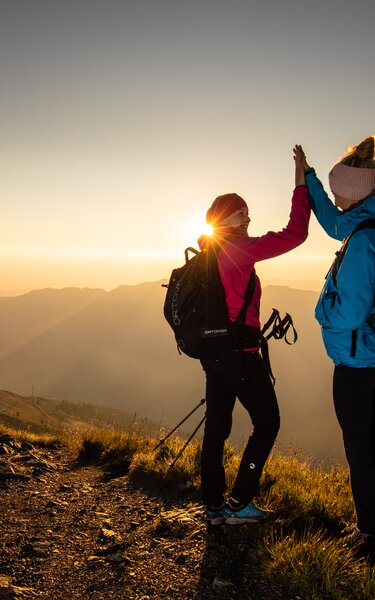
[2,418,374,599]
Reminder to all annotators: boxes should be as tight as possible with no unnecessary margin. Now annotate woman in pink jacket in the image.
[202,147,310,525]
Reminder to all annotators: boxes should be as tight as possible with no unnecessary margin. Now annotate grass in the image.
[263,527,374,599]
[259,450,354,533]
[104,431,375,599]
[2,420,374,599]
[0,422,63,449]
[129,434,202,488]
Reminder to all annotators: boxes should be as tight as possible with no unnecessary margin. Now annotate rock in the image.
[19,543,49,559]
[106,551,127,563]
[213,577,235,588]
[0,460,15,473]
[0,574,37,598]
[57,484,72,492]
[92,543,127,557]
[0,576,11,596]
[99,528,118,543]
[0,436,55,479]
[0,435,21,450]
[175,553,188,564]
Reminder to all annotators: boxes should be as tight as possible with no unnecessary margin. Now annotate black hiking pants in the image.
[200,351,280,507]
[333,365,375,535]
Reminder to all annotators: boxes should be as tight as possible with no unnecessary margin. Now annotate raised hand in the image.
[293,144,309,187]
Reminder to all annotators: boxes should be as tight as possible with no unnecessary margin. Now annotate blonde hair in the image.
[340,136,375,169]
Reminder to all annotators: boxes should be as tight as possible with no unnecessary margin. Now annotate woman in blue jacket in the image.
[296,138,375,552]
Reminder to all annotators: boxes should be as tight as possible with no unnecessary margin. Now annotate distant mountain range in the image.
[0,282,344,464]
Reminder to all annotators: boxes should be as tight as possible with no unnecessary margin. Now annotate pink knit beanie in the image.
[206,193,247,225]
[329,163,375,201]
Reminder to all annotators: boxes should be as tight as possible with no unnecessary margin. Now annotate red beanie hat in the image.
[206,193,247,226]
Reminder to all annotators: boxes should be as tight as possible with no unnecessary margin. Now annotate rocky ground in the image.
[0,434,309,600]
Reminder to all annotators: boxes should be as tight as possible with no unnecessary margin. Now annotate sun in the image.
[201,223,213,236]
[183,218,213,243]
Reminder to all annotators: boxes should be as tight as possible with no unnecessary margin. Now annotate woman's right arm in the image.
[304,167,342,240]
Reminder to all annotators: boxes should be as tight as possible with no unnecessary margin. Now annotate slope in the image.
[0,282,342,462]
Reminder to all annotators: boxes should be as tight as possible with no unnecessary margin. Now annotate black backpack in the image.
[163,241,260,360]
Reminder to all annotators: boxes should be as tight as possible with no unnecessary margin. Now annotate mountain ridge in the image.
[0,282,342,463]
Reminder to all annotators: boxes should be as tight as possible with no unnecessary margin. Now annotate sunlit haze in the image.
[1,0,374,294]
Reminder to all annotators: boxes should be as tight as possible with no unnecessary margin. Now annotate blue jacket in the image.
[305,167,375,367]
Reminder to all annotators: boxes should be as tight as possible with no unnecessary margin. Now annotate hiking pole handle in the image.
[283,313,298,345]
[154,398,206,451]
[163,415,206,478]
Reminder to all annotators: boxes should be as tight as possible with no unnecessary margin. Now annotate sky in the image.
[1,0,375,293]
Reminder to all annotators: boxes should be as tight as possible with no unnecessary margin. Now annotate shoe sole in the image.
[225,516,267,524]
[206,516,225,525]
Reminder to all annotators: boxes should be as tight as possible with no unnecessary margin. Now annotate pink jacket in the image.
[217,186,310,329]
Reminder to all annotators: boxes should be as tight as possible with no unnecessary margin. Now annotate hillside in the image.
[0,390,158,438]
[0,425,373,600]
[0,283,343,463]
[0,287,106,359]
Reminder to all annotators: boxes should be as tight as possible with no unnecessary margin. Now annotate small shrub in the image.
[78,438,105,462]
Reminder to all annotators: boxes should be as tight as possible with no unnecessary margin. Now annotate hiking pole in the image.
[154,398,206,451]
[163,414,206,478]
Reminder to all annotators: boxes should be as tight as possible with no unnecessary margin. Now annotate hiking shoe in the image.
[206,504,226,525]
[224,501,273,524]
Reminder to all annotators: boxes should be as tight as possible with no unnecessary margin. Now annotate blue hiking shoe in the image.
[206,504,226,525]
[224,501,273,525]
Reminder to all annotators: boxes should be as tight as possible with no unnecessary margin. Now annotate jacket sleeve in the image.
[248,185,311,261]
[320,230,375,329]
[305,167,342,240]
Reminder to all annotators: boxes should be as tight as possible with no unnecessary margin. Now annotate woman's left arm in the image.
[245,145,311,261]
[249,184,311,262]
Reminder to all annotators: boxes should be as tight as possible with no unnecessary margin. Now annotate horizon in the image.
[1,1,374,295]
[0,239,332,293]
[0,273,325,297]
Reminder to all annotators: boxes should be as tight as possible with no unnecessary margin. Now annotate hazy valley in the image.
[0,282,342,463]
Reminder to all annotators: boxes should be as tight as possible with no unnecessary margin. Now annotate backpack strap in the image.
[184,247,200,263]
[329,219,375,285]
[330,220,375,357]
[234,269,257,327]
[232,269,259,375]
[260,336,276,386]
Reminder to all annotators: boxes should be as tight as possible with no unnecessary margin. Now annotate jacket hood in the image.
[335,194,375,238]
